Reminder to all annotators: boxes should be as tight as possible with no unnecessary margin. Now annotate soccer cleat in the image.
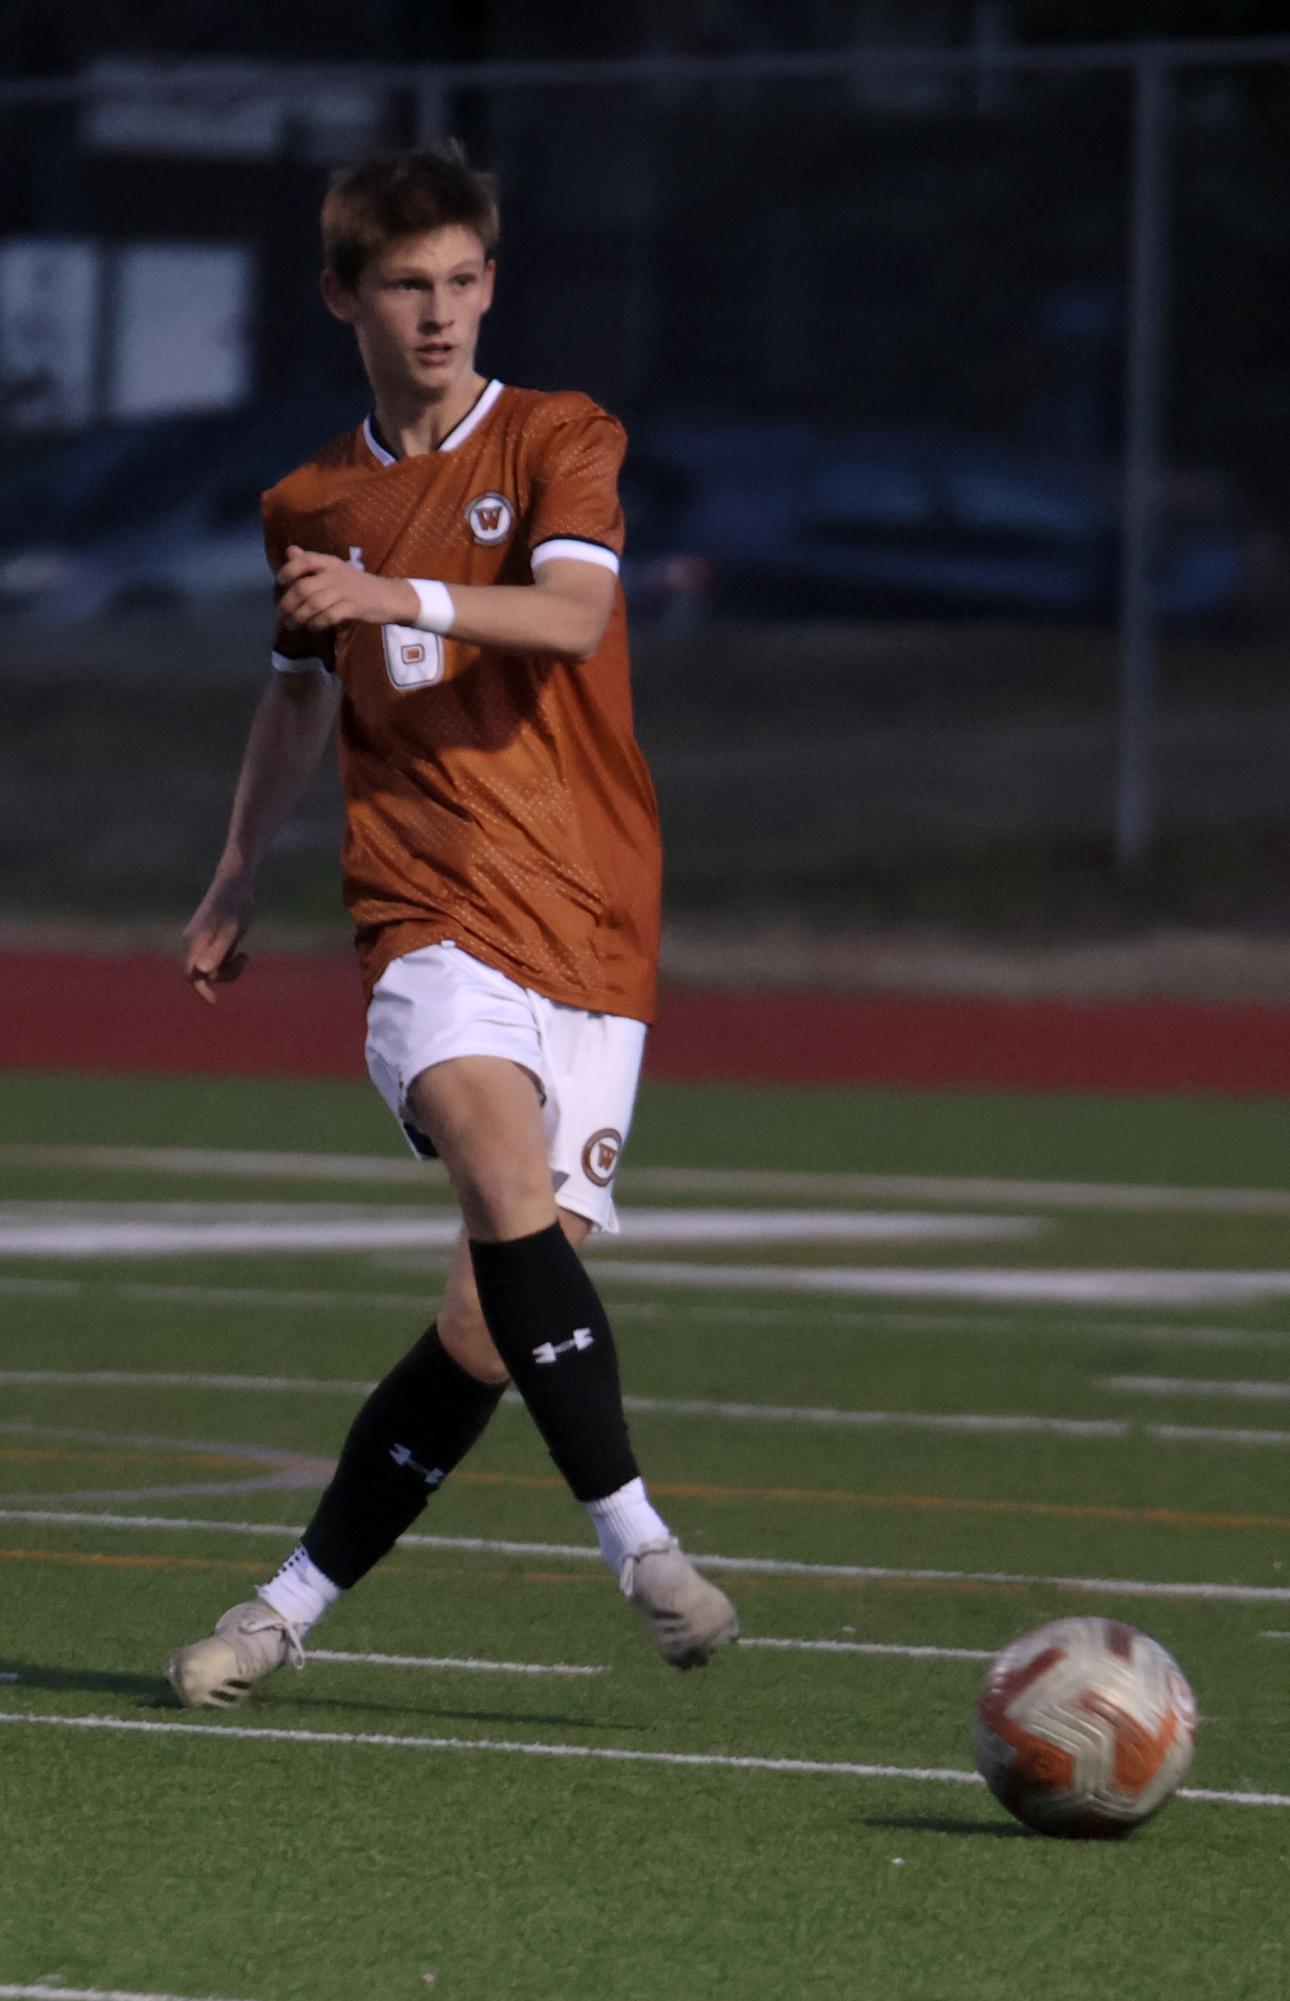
[619,1538,739,1669]
[166,1595,306,1709]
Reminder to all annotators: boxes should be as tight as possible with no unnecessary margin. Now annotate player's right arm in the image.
[183,660,340,1006]
[185,492,343,1004]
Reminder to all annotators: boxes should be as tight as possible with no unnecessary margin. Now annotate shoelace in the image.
[241,1611,306,1672]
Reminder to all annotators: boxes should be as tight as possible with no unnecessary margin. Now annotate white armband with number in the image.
[408,579,455,635]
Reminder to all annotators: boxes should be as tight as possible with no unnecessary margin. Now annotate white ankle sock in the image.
[259,1544,342,1635]
[586,1477,671,1575]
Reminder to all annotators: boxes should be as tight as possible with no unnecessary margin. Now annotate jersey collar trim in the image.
[439,377,505,451]
[362,379,504,466]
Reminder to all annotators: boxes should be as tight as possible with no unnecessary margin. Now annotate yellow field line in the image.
[454,1468,1288,1534]
[0,1545,267,1575]
[4,1446,1279,1534]
[0,1547,595,1592]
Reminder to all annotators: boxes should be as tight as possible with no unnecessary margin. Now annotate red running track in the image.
[3,949,1290,1095]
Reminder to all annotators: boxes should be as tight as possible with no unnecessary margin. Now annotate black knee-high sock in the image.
[469,1223,638,1504]
[302,1325,505,1589]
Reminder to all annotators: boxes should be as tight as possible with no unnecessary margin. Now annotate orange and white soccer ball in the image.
[973,1616,1197,1837]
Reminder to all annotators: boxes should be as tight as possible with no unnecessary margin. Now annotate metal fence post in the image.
[1115,48,1173,875]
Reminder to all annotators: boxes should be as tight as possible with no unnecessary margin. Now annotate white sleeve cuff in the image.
[408,578,455,634]
[271,649,329,674]
[530,537,620,575]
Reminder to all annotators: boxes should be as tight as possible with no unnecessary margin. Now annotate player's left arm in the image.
[274,547,614,663]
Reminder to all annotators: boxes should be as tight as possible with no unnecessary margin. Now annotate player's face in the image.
[324,227,495,403]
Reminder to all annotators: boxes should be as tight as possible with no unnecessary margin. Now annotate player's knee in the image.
[462,1164,556,1240]
[439,1300,511,1387]
[447,1134,557,1238]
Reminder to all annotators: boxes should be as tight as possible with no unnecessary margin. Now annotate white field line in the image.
[0,1639,989,1674]
[741,1638,993,1661]
[6,1274,1290,1349]
[628,1169,1290,1217]
[1103,1375,1290,1402]
[0,1988,258,2001]
[307,1648,606,1678]
[5,1372,1290,1448]
[1148,1423,1290,1446]
[9,1143,1290,1216]
[0,1709,987,1789]
[7,1373,1290,1448]
[626,1312,1290,1347]
[1179,1788,1290,1807]
[0,1204,464,1258]
[621,1397,1126,1439]
[3,1508,1289,1605]
[0,1376,1117,1440]
[0,1277,84,1298]
[610,1309,1290,1347]
[0,1203,1039,1258]
[0,1142,434,1184]
[596,1263,1290,1307]
[0,1369,377,1396]
[0,1711,1285,1811]
[1260,1631,1290,1641]
[0,1278,447,1315]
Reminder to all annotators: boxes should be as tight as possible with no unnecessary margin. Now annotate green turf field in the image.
[1,1071,1288,2001]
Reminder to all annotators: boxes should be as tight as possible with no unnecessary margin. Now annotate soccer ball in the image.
[973,1616,1196,1837]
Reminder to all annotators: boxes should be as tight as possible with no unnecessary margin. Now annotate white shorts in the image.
[364,941,648,1234]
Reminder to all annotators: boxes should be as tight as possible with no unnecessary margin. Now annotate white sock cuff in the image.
[586,1478,671,1574]
[260,1544,342,1635]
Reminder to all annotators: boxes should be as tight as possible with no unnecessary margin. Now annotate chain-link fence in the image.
[2,44,1289,947]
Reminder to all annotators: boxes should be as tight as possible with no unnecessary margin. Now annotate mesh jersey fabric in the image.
[261,384,661,1022]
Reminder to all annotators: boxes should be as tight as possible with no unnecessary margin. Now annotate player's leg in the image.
[164,947,529,1705]
[409,1049,737,1668]
[252,1202,595,1636]
[164,1234,507,1708]
[258,1241,509,1624]
[532,1009,741,1666]
[166,946,733,1703]
[166,1215,540,1709]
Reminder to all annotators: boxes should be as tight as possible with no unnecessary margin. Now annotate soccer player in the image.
[166,144,738,1707]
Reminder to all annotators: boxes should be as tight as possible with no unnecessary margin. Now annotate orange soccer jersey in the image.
[262,382,662,1022]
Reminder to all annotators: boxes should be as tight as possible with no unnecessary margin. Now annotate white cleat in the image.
[166,1595,306,1710]
[619,1539,739,1670]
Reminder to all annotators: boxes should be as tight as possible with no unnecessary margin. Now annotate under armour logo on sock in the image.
[389,1443,446,1488]
[532,1328,595,1366]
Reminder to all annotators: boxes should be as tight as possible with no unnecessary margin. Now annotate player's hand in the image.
[183,873,255,1006]
[277,547,419,631]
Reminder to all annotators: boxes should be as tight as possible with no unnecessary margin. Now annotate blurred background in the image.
[3,0,1290,998]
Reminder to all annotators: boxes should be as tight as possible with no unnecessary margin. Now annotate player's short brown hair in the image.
[322,143,500,288]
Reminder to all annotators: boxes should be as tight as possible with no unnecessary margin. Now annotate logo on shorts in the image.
[581,1127,623,1188]
[466,492,514,544]
[400,641,427,667]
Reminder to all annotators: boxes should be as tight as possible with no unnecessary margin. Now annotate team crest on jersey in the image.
[466,491,514,545]
[581,1127,623,1188]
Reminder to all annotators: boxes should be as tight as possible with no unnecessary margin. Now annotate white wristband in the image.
[408,578,454,635]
